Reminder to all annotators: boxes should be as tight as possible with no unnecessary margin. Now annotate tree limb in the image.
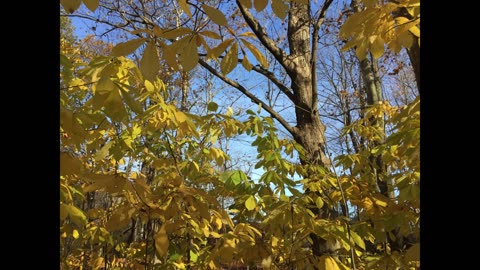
[198,58,295,136]
[311,0,334,107]
[236,0,290,72]
[250,65,294,102]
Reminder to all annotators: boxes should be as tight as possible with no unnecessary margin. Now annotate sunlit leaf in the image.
[202,4,228,26]
[241,55,253,71]
[111,38,146,56]
[318,256,340,270]
[245,195,256,211]
[240,38,268,68]
[220,42,238,75]
[200,31,221,40]
[261,256,272,270]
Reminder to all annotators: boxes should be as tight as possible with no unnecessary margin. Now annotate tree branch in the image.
[250,65,294,102]
[198,58,295,136]
[311,0,334,107]
[236,0,290,72]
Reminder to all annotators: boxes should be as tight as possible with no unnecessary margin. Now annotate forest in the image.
[60,0,420,269]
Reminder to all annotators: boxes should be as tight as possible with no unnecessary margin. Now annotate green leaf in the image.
[220,170,247,186]
[254,0,268,12]
[155,225,170,257]
[207,101,219,112]
[202,4,228,26]
[140,41,160,82]
[82,0,99,12]
[111,38,146,56]
[220,42,238,75]
[271,0,288,20]
[61,0,81,13]
[240,38,268,68]
[245,195,256,211]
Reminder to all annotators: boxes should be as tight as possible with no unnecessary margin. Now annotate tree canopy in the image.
[60,1,420,269]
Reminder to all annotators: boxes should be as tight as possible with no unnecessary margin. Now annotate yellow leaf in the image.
[175,111,188,123]
[177,0,192,18]
[155,224,169,257]
[254,0,268,12]
[240,38,268,68]
[140,41,160,82]
[158,27,192,39]
[72,229,80,239]
[318,256,340,270]
[105,206,136,231]
[238,0,252,8]
[104,88,127,121]
[271,236,279,247]
[180,37,199,71]
[261,256,272,270]
[241,55,253,71]
[363,0,377,8]
[271,0,288,20]
[355,40,368,60]
[221,42,238,75]
[245,195,256,211]
[160,43,179,70]
[315,197,324,209]
[369,35,385,59]
[111,38,146,56]
[409,25,420,38]
[211,38,234,59]
[94,141,113,161]
[82,0,99,12]
[60,0,81,13]
[350,231,366,250]
[92,257,105,270]
[239,32,257,38]
[60,152,83,176]
[397,31,414,48]
[405,243,420,262]
[66,204,88,226]
[202,4,228,26]
[200,31,221,40]
[60,204,69,220]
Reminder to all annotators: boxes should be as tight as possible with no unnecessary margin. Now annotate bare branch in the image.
[198,59,295,136]
[311,0,334,106]
[236,0,290,72]
[250,65,294,102]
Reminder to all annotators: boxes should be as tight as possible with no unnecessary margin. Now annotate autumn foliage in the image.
[60,1,420,269]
